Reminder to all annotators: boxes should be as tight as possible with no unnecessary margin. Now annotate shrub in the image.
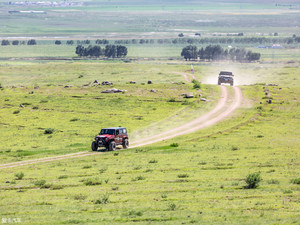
[127,210,143,217]
[149,159,158,163]
[132,176,145,181]
[58,175,68,179]
[245,172,262,189]
[168,98,176,102]
[15,172,24,180]
[178,174,189,178]
[32,106,39,110]
[73,194,87,200]
[290,178,300,185]
[83,178,102,186]
[94,193,109,204]
[44,128,55,134]
[231,146,239,151]
[168,203,177,211]
[34,180,47,188]
[13,110,20,114]
[82,165,92,169]
[70,118,79,122]
[192,79,201,89]
[170,143,179,147]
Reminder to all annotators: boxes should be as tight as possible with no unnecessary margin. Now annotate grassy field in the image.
[0,0,299,38]
[0,0,299,224]
[0,83,299,224]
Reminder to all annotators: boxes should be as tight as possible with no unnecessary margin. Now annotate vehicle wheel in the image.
[109,141,116,151]
[91,141,98,151]
[122,139,129,149]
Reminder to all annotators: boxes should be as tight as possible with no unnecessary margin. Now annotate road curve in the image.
[0,86,242,169]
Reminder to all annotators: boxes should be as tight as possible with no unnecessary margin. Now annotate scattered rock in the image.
[5,181,10,183]
[101,88,126,93]
[147,80,152,84]
[266,84,278,86]
[82,83,90,87]
[19,104,24,108]
[102,81,113,85]
[200,98,207,101]
[267,99,272,104]
[129,81,136,84]
[93,80,99,84]
[183,93,194,98]
[64,85,72,88]
[150,89,157,93]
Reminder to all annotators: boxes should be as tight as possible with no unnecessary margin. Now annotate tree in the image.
[12,40,19,45]
[66,40,74,45]
[75,45,85,57]
[181,45,197,61]
[1,40,10,45]
[27,39,37,45]
[55,40,62,45]
[116,45,127,57]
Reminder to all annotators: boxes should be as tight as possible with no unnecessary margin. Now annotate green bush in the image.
[94,193,109,204]
[290,178,300,184]
[245,172,262,189]
[170,143,179,147]
[34,180,47,188]
[192,79,201,89]
[44,128,55,134]
[15,172,24,180]
[168,203,177,211]
[83,178,102,186]
[149,159,158,163]
[178,174,189,178]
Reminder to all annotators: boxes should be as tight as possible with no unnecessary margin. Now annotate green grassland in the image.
[0,0,299,37]
[0,1,299,224]
[0,83,299,224]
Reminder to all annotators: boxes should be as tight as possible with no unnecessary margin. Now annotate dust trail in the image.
[131,86,242,148]
[131,85,228,146]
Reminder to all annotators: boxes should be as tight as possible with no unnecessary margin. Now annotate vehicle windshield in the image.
[100,129,115,135]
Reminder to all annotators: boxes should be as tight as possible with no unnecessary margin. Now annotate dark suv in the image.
[218,71,234,86]
[92,127,129,151]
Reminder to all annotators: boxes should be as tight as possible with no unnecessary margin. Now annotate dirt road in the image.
[0,82,242,169]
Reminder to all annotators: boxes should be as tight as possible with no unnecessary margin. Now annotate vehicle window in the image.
[123,129,127,134]
[116,130,119,135]
[100,129,115,135]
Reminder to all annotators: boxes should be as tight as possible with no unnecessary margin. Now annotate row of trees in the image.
[1,39,36,46]
[181,45,261,61]
[75,45,127,58]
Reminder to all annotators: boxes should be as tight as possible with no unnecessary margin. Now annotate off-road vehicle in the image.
[218,71,234,86]
[91,127,129,151]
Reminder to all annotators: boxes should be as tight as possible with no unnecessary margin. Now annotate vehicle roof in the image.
[219,71,234,76]
[101,127,126,130]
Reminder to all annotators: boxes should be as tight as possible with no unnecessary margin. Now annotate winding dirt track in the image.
[0,83,242,169]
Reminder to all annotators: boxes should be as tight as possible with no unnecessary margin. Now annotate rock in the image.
[200,98,207,101]
[267,99,272,104]
[150,89,157,93]
[102,81,113,85]
[64,85,71,88]
[184,94,194,98]
[129,81,136,84]
[147,80,152,84]
[5,181,10,183]
[93,80,99,84]
[19,104,24,108]
[101,88,126,93]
